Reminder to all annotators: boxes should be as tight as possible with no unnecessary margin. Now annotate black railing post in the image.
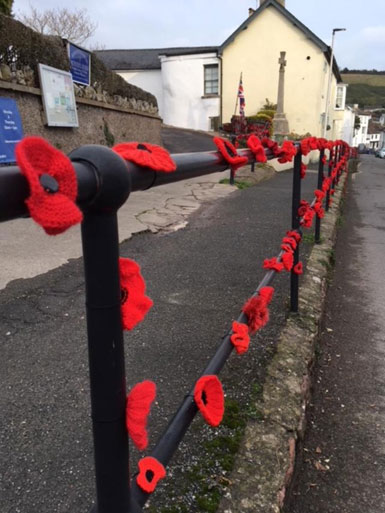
[315,148,324,243]
[325,148,333,212]
[68,146,140,513]
[290,148,302,312]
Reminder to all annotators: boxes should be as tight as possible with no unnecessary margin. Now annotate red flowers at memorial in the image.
[15,136,82,235]
[230,321,250,354]
[113,142,176,172]
[276,141,297,164]
[194,375,225,427]
[126,381,156,450]
[136,456,166,493]
[213,137,248,172]
[119,257,153,331]
[242,286,274,335]
[293,262,303,275]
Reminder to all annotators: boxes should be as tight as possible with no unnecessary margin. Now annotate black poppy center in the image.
[145,470,154,482]
[226,144,237,158]
[137,143,152,153]
[121,287,129,304]
[40,174,59,193]
[202,391,207,405]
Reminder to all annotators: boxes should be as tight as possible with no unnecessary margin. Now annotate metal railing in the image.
[0,140,350,512]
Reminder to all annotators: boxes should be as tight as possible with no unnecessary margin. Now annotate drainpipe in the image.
[218,53,223,128]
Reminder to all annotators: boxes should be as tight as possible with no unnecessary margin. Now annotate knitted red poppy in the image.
[247,135,267,163]
[230,321,250,355]
[314,189,325,202]
[113,142,176,173]
[281,244,293,254]
[213,137,248,171]
[298,200,310,217]
[313,202,325,219]
[242,286,274,335]
[15,136,82,235]
[301,208,315,228]
[276,141,297,164]
[261,137,279,154]
[322,177,331,193]
[194,375,224,427]
[126,381,156,451]
[263,257,284,272]
[286,230,302,243]
[293,262,303,275]
[300,163,307,179]
[281,250,294,271]
[282,236,297,250]
[136,456,166,493]
[119,258,153,331]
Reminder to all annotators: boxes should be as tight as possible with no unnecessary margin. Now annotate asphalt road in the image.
[285,155,385,513]
[0,131,320,513]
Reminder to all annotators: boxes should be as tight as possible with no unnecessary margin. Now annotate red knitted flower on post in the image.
[242,286,274,335]
[282,236,297,250]
[247,135,267,163]
[119,258,153,330]
[261,137,279,154]
[301,208,315,228]
[281,250,294,271]
[276,141,297,164]
[293,262,303,275]
[213,137,248,171]
[113,142,176,172]
[230,321,250,355]
[136,456,166,493]
[314,189,325,202]
[300,163,307,179]
[15,136,82,235]
[126,381,156,450]
[286,230,302,243]
[313,202,325,219]
[298,200,310,217]
[263,257,284,272]
[194,375,224,427]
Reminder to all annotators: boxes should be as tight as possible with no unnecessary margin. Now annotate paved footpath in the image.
[285,155,385,512]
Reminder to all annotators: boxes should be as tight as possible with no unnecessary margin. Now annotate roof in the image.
[218,0,342,83]
[95,47,218,71]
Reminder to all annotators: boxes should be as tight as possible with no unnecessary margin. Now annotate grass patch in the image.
[219,178,252,190]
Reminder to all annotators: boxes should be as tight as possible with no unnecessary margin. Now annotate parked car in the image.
[375,148,385,158]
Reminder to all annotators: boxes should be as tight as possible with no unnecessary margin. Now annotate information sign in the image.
[68,42,91,86]
[0,98,23,164]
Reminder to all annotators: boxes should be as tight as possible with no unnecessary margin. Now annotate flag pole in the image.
[234,72,242,116]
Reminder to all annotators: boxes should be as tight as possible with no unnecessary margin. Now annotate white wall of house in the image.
[160,53,220,131]
[339,107,355,145]
[352,115,371,147]
[366,133,381,149]
[118,69,164,117]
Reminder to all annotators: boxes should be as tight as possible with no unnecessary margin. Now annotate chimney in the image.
[249,8,255,16]
[260,0,285,6]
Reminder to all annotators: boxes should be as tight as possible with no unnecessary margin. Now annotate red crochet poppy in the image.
[119,258,153,331]
[194,375,224,427]
[301,137,318,156]
[230,321,250,354]
[247,135,267,163]
[113,142,176,172]
[322,177,331,193]
[281,250,294,271]
[313,202,325,219]
[322,155,327,165]
[301,208,315,228]
[286,230,302,243]
[276,141,297,164]
[314,189,325,202]
[242,286,274,335]
[263,257,284,272]
[136,456,166,493]
[261,137,279,154]
[298,200,310,217]
[281,244,293,253]
[126,381,156,451]
[293,262,303,275]
[213,137,248,171]
[15,136,82,235]
[300,163,307,179]
[282,236,297,250]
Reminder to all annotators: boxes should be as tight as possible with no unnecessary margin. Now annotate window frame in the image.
[203,64,219,97]
[334,85,346,110]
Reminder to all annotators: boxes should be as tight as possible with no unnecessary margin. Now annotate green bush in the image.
[0,0,13,16]
[247,113,272,123]
[257,109,276,119]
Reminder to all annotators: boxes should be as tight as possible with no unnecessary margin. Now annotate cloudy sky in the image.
[13,0,385,69]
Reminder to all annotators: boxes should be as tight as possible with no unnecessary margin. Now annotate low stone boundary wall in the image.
[218,166,349,513]
[0,80,162,154]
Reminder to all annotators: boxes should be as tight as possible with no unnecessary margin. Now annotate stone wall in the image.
[0,80,162,154]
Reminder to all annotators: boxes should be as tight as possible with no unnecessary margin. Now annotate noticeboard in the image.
[68,42,91,86]
[38,63,79,127]
[0,98,24,164]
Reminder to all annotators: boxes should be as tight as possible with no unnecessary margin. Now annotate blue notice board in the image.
[68,42,91,86]
[0,98,23,164]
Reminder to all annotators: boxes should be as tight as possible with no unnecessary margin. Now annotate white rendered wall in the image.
[160,53,220,131]
[118,70,164,116]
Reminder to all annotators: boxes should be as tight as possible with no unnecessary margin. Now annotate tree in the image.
[0,0,13,16]
[17,6,97,45]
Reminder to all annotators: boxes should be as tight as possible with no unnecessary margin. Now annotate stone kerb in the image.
[218,169,347,513]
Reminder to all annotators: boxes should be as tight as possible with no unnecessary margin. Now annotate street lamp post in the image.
[323,27,346,139]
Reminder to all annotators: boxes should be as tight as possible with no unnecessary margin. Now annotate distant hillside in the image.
[342,73,385,108]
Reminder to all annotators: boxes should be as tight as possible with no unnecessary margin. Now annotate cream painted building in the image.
[96,0,353,141]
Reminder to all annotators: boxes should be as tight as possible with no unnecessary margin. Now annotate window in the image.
[204,64,219,95]
[335,85,346,110]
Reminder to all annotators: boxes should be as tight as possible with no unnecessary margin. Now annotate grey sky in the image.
[13,0,385,69]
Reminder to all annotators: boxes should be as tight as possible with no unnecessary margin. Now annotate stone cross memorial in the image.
[273,51,290,139]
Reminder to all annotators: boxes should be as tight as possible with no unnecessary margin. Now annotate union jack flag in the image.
[238,74,245,117]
